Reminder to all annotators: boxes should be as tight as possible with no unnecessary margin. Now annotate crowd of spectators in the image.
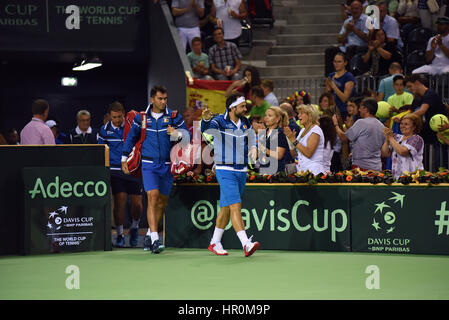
[326,0,449,77]
[2,0,448,179]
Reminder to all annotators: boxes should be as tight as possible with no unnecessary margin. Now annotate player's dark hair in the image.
[226,93,245,109]
[150,85,168,98]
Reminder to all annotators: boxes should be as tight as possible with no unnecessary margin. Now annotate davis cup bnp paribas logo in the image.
[368,192,411,253]
[46,205,95,247]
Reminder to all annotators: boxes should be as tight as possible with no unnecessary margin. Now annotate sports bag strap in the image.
[140,111,147,142]
[169,110,178,127]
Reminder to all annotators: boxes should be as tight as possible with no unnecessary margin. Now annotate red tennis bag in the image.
[123,110,147,179]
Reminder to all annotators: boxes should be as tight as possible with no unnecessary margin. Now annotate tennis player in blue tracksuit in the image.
[201,93,260,257]
[121,86,189,254]
[98,101,143,248]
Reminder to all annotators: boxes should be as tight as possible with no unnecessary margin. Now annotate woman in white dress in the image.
[381,113,424,178]
[284,104,325,175]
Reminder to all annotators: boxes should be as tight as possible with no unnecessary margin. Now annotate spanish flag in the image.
[186,78,233,115]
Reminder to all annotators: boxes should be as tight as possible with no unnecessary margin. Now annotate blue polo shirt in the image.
[339,14,369,52]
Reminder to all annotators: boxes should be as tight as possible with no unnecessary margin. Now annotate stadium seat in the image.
[239,19,253,48]
[247,0,275,29]
[406,27,435,56]
[405,49,426,74]
[349,53,368,76]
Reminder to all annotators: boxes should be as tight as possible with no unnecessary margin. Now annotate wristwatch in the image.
[292,140,299,146]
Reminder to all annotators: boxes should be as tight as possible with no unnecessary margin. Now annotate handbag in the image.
[427,0,440,14]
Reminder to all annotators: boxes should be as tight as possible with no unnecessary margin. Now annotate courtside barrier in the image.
[0,145,112,255]
[166,183,449,255]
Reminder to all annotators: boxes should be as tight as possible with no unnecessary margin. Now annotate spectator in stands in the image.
[381,113,424,177]
[319,115,338,173]
[261,80,279,107]
[412,16,449,74]
[209,27,243,80]
[333,97,385,171]
[45,120,67,144]
[325,0,369,76]
[319,92,345,131]
[249,115,265,134]
[388,75,415,119]
[214,0,247,47]
[6,128,20,145]
[417,0,447,31]
[200,0,218,51]
[258,107,290,174]
[362,28,400,76]
[66,110,98,144]
[407,73,447,145]
[404,74,424,110]
[319,92,347,172]
[378,1,404,48]
[292,90,311,108]
[188,37,214,79]
[249,86,270,117]
[225,65,261,99]
[280,102,301,135]
[325,52,356,118]
[396,0,421,44]
[284,104,325,174]
[344,97,362,130]
[340,0,369,22]
[20,99,55,145]
[377,62,403,101]
[172,0,205,52]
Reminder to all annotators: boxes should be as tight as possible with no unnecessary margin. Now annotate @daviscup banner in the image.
[166,184,449,255]
[23,166,111,254]
[165,185,351,252]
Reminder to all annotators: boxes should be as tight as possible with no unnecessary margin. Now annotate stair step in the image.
[266,53,324,66]
[259,64,324,77]
[281,24,342,35]
[277,33,338,45]
[287,13,342,24]
[270,44,333,55]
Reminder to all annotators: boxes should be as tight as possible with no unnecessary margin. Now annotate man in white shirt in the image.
[214,0,247,47]
[412,16,449,75]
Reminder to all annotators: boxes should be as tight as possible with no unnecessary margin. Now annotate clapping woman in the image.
[381,113,424,178]
[284,104,325,175]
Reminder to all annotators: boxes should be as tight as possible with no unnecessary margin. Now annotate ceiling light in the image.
[72,57,102,71]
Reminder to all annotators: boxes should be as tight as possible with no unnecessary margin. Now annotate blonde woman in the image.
[284,104,325,175]
[259,106,291,174]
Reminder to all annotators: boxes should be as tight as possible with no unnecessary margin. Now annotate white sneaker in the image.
[208,242,228,256]
[243,236,260,257]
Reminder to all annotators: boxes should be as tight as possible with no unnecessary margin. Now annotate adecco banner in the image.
[22,166,111,255]
[351,187,449,255]
[165,185,351,252]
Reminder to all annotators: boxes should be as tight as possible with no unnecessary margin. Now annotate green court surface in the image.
[1,248,448,300]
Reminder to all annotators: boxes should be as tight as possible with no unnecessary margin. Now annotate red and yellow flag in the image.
[186,79,233,115]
